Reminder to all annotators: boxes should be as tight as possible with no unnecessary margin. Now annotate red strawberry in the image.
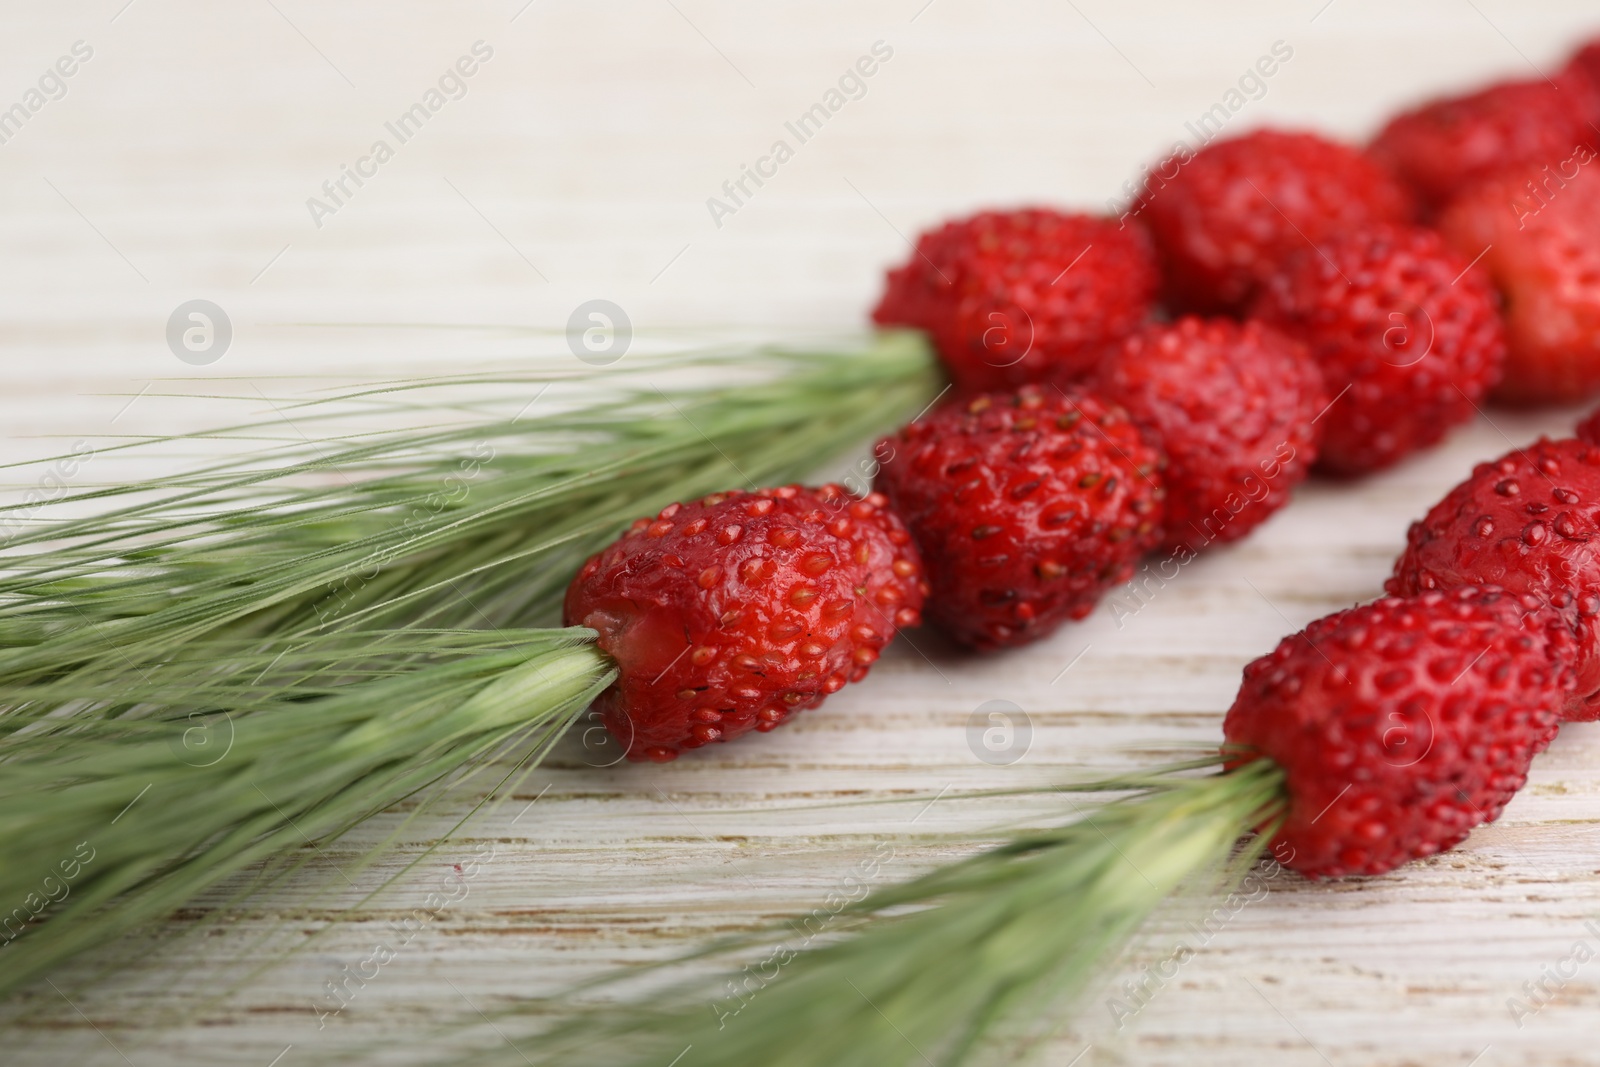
[873,385,1164,650]
[1371,79,1595,210]
[1224,587,1571,879]
[1387,437,1600,720]
[1578,406,1600,445]
[1093,317,1323,553]
[1436,161,1600,404]
[1252,223,1506,475]
[563,485,927,762]
[871,208,1159,391]
[1560,37,1600,122]
[1137,129,1412,312]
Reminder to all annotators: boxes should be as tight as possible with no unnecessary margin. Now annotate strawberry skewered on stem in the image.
[458,585,1571,1067]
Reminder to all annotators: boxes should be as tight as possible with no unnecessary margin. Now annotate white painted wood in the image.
[4,2,1600,1064]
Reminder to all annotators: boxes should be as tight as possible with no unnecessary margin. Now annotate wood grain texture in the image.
[4,2,1600,1064]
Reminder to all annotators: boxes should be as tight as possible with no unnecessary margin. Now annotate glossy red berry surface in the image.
[1578,405,1600,445]
[564,485,927,761]
[1437,161,1600,405]
[1559,37,1600,122]
[1387,437,1600,720]
[871,208,1159,391]
[1224,587,1571,879]
[1137,129,1412,312]
[1094,317,1323,552]
[1370,79,1594,210]
[1252,223,1506,475]
[873,385,1164,650]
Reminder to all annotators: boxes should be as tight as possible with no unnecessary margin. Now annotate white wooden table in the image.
[5,2,1600,1064]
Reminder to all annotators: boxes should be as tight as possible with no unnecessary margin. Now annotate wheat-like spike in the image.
[434,760,1287,1067]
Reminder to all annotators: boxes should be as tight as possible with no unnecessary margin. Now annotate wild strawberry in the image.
[1387,437,1600,720]
[1093,317,1323,553]
[1137,129,1412,312]
[563,485,927,762]
[1578,406,1600,445]
[1436,161,1600,405]
[1559,37,1600,122]
[1370,79,1595,210]
[1224,587,1571,879]
[871,208,1159,391]
[1252,223,1506,475]
[873,385,1164,650]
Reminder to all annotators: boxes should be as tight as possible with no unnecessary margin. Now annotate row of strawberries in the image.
[878,38,1600,413]
[562,35,1600,878]
[1241,429,1600,878]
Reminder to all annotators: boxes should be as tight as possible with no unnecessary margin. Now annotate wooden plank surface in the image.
[5,2,1600,1065]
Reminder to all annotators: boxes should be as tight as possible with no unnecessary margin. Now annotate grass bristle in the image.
[0,627,612,998]
[441,759,1287,1067]
[0,332,937,730]
[0,331,937,990]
